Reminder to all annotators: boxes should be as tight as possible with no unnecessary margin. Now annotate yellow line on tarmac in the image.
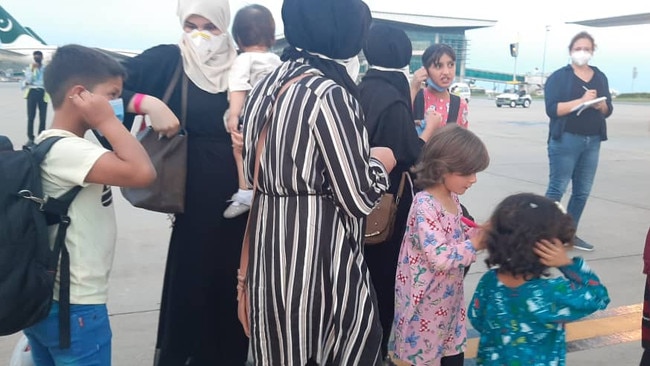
[391,303,642,365]
[566,311,639,341]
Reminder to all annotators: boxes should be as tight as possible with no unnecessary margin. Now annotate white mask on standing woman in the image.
[177,0,236,93]
[185,29,230,63]
[571,50,592,66]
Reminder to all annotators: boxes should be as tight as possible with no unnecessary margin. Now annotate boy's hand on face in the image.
[534,239,573,268]
[70,90,117,129]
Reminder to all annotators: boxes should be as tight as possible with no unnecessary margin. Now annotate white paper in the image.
[570,96,607,116]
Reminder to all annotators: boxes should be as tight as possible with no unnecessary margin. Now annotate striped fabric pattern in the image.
[242,60,389,365]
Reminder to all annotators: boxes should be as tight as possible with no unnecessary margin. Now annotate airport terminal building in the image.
[272,11,498,83]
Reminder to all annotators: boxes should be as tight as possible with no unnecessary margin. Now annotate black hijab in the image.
[281,0,371,99]
[364,24,412,69]
[360,24,413,136]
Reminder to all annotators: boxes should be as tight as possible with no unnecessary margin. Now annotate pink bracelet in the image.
[133,93,145,115]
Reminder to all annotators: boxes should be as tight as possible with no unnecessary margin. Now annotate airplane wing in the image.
[0,48,31,75]
[1,5,139,72]
[0,48,30,59]
[93,48,136,62]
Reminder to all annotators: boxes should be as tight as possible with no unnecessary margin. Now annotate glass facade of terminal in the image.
[272,19,470,80]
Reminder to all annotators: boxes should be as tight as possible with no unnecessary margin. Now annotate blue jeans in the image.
[545,132,601,228]
[24,303,112,366]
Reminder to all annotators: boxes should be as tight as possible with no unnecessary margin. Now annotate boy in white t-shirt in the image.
[23,44,156,365]
[224,4,281,218]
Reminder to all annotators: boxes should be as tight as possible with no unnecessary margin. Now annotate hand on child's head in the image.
[69,89,116,128]
[533,238,572,268]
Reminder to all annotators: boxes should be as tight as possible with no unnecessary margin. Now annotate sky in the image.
[2,0,649,93]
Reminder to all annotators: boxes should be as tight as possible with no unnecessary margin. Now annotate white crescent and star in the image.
[0,18,13,32]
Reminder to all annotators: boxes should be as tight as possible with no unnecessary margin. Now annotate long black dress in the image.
[121,45,249,366]
[358,69,424,357]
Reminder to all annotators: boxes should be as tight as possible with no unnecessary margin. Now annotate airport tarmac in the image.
[1,81,650,365]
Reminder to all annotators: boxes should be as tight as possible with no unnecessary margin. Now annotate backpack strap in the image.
[447,94,461,124]
[32,136,82,349]
[413,89,425,120]
[414,89,460,124]
[29,136,64,164]
[44,186,81,349]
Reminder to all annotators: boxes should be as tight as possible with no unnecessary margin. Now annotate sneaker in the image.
[223,193,251,219]
[573,237,595,251]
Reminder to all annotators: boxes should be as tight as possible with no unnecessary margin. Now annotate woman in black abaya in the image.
[359,24,442,359]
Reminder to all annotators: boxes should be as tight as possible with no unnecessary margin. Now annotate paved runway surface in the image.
[1,82,649,365]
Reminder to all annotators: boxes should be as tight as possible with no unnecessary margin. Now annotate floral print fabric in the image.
[391,191,477,365]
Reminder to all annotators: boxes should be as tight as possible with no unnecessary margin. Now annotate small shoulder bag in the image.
[364,171,408,245]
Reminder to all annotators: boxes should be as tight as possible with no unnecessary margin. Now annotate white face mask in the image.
[185,30,229,63]
[341,56,360,81]
[571,50,592,66]
[400,65,410,81]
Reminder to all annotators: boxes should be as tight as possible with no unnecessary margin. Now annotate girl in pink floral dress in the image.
[391,125,489,366]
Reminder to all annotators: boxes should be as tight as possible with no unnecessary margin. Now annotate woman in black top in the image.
[116,0,248,364]
[544,31,613,252]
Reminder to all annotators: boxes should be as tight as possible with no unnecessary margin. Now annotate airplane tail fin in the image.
[0,5,46,46]
[25,27,47,45]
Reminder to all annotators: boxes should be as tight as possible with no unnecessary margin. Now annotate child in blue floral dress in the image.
[468,193,610,365]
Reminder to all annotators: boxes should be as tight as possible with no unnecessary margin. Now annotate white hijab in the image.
[177,0,236,93]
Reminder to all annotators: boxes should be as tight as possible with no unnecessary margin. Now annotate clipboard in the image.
[570,96,607,116]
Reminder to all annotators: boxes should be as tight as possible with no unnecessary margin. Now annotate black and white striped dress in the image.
[242,61,389,365]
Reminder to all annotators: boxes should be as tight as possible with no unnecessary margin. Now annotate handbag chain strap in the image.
[394,172,408,205]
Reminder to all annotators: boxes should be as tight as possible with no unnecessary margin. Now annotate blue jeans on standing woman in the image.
[545,131,601,228]
[23,302,112,366]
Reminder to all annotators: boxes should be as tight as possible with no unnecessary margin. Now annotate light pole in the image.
[510,42,519,82]
[541,25,550,86]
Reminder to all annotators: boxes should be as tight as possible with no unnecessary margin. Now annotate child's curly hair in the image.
[483,193,576,279]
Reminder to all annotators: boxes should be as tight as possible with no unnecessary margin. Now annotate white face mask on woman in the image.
[342,55,360,81]
[185,30,229,63]
[571,50,592,66]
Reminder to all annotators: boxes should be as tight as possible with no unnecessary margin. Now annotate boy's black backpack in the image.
[0,136,81,349]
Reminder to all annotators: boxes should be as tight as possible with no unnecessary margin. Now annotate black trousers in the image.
[27,88,47,141]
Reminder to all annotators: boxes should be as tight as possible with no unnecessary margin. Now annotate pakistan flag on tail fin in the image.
[0,6,42,45]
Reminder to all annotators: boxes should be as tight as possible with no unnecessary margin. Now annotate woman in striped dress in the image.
[236,0,396,365]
